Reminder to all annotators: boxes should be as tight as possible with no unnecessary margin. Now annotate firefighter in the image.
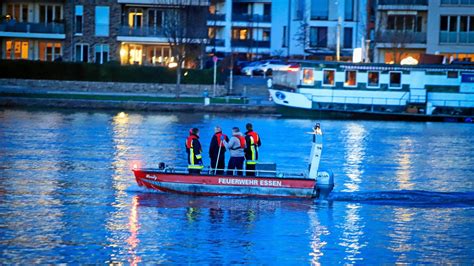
[185,128,203,174]
[223,127,246,176]
[244,123,261,176]
[209,126,229,175]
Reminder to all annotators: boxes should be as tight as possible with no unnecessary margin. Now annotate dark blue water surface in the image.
[1,108,473,264]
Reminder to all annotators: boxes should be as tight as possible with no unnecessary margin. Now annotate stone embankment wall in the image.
[0,98,278,114]
[0,79,226,96]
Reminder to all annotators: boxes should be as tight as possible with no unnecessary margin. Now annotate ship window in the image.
[367,71,379,88]
[323,69,335,86]
[302,68,315,86]
[344,70,357,87]
[389,72,402,88]
[447,71,458,78]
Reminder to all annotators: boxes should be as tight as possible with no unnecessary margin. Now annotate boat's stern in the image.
[315,170,334,199]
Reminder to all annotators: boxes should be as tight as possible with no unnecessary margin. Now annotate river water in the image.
[1,108,473,264]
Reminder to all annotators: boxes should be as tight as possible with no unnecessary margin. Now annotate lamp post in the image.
[336,16,342,61]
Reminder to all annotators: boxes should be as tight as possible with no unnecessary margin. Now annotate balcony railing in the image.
[440,31,474,44]
[118,26,165,37]
[375,31,427,43]
[441,0,474,5]
[231,39,270,48]
[209,38,225,46]
[208,13,226,21]
[378,0,427,4]
[232,14,271,23]
[117,0,210,6]
[0,22,65,34]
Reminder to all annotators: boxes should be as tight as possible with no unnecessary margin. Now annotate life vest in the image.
[237,135,246,148]
[215,132,228,147]
[247,131,259,145]
[186,134,198,149]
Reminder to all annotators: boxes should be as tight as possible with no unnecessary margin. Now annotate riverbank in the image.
[0,78,277,114]
[0,91,277,114]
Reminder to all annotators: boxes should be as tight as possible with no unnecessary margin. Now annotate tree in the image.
[294,20,310,59]
[162,0,208,97]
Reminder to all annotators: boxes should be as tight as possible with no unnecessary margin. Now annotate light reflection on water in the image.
[0,109,474,264]
[342,123,366,192]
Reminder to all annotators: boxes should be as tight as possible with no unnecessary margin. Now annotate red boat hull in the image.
[133,169,317,199]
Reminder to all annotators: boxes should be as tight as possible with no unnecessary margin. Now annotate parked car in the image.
[252,60,288,76]
[241,61,266,76]
[234,60,250,75]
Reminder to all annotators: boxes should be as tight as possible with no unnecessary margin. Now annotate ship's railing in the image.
[430,99,474,108]
[314,93,409,106]
[140,166,309,179]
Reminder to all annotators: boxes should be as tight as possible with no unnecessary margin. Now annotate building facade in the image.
[0,1,67,61]
[2,0,473,65]
[208,0,272,59]
[1,0,209,66]
[373,0,474,63]
[65,0,121,64]
[271,0,368,60]
[426,0,474,62]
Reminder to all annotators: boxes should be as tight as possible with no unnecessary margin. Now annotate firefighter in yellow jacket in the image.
[185,128,204,174]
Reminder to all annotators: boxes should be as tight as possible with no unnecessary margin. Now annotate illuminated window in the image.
[148,46,172,66]
[7,41,29,60]
[239,29,247,40]
[232,28,249,40]
[39,42,62,61]
[129,45,143,65]
[345,70,357,87]
[389,72,402,88]
[128,8,143,28]
[323,69,335,86]
[6,41,12,59]
[302,68,315,86]
[367,71,380,88]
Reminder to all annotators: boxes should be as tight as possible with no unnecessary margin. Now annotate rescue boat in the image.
[132,125,334,199]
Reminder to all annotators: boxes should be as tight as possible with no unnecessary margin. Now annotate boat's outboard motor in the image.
[315,170,334,199]
[308,124,334,199]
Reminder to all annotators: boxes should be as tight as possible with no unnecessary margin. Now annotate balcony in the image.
[232,14,271,23]
[208,13,226,21]
[378,0,427,4]
[118,26,165,37]
[231,39,270,48]
[0,22,65,39]
[375,31,427,44]
[440,31,474,44]
[209,38,225,47]
[117,0,210,5]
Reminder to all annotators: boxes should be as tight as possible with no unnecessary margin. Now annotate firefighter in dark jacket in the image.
[209,126,229,175]
[185,127,203,174]
[244,123,262,176]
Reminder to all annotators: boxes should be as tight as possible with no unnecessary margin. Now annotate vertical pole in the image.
[337,16,342,61]
[213,59,217,97]
[230,68,233,95]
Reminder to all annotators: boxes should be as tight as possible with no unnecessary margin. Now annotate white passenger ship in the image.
[268,61,474,122]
